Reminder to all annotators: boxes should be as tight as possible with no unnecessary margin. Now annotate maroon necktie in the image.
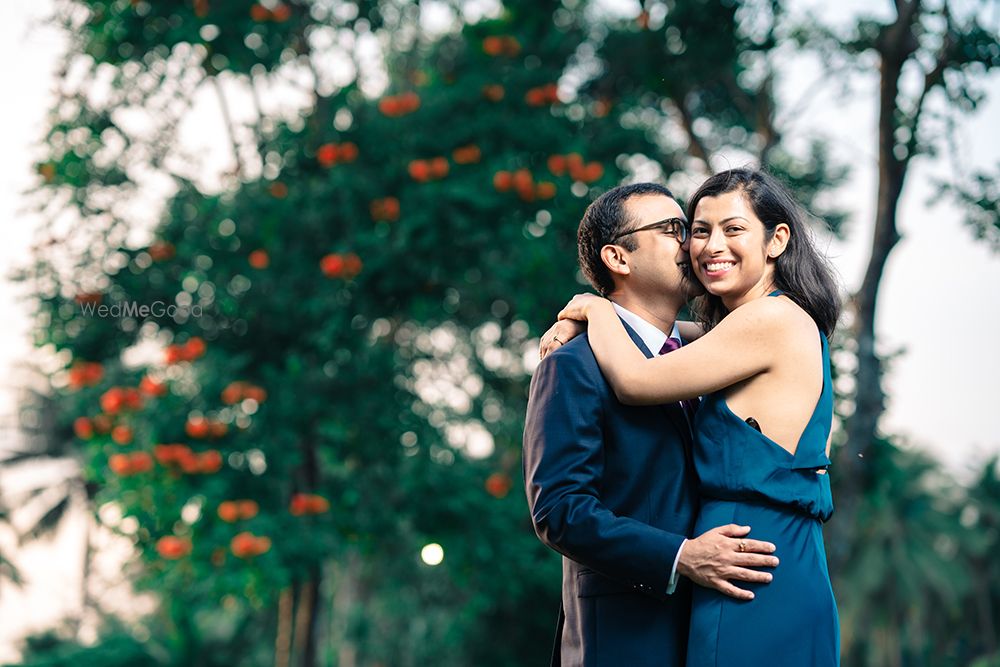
[658,337,699,424]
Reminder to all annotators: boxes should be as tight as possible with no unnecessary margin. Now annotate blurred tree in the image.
[18,0,1000,666]
[795,0,1000,576]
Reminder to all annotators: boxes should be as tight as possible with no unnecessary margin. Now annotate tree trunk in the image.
[831,3,917,573]
[275,586,294,667]
[293,575,321,667]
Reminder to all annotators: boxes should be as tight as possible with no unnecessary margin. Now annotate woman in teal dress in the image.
[553,168,841,665]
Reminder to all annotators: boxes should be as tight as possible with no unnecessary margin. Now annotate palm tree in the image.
[963,457,1000,663]
[0,363,88,619]
[834,436,970,667]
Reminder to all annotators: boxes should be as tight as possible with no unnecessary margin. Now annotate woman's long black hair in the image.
[686,168,841,337]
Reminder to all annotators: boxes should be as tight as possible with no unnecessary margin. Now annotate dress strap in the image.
[767,289,784,297]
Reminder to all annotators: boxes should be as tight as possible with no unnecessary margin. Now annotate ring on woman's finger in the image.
[552,336,564,346]
[738,540,747,552]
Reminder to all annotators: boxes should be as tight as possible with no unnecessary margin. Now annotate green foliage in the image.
[18,0,999,665]
[11,632,158,667]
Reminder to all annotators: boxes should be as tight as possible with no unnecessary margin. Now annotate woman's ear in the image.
[600,244,631,277]
[767,223,790,259]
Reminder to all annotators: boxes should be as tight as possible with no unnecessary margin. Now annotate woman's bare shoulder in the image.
[722,295,817,341]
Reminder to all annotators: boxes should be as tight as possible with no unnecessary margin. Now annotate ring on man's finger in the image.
[552,336,564,346]
[738,540,747,552]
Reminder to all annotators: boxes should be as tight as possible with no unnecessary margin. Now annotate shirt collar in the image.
[611,302,681,355]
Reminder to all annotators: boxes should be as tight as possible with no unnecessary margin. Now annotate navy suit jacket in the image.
[523,320,699,667]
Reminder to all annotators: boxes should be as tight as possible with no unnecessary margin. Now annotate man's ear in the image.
[600,244,631,277]
[767,223,790,260]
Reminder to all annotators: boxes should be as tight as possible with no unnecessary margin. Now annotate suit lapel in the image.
[618,319,694,448]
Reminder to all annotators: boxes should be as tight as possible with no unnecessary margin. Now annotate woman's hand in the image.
[557,293,608,323]
[538,319,586,360]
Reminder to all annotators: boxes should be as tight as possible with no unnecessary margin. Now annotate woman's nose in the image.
[703,227,725,253]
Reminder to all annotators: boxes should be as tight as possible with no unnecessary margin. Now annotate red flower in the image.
[399,92,420,113]
[583,162,605,183]
[339,142,358,162]
[428,157,449,179]
[320,253,344,278]
[248,249,270,269]
[378,97,401,116]
[231,531,271,558]
[493,171,512,192]
[317,143,338,167]
[68,362,103,389]
[221,382,243,405]
[237,500,259,519]
[289,493,330,516]
[199,449,223,473]
[156,535,192,559]
[185,417,210,439]
[130,452,153,473]
[408,160,431,183]
[536,182,557,200]
[218,501,240,523]
[512,169,533,194]
[108,454,131,475]
[140,376,167,397]
[250,4,270,21]
[482,36,504,56]
[111,425,133,445]
[525,88,547,107]
[154,443,191,466]
[485,473,512,498]
[244,385,267,402]
[184,337,206,360]
[100,388,125,414]
[92,415,113,434]
[109,452,152,476]
[342,253,363,279]
[452,145,481,165]
[547,155,567,177]
[271,3,291,22]
[74,293,102,306]
[208,421,228,439]
[482,84,505,102]
[148,242,175,262]
[73,417,93,440]
[370,197,401,222]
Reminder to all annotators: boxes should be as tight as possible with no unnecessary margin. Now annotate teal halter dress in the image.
[686,297,840,666]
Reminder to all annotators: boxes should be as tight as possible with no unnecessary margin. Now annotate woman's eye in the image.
[691,228,709,237]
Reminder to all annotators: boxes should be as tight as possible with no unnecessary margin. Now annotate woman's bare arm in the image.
[538,309,703,360]
[557,294,787,404]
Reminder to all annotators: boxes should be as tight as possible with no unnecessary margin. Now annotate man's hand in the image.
[676,524,777,601]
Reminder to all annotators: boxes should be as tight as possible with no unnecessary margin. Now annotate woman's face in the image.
[689,190,779,309]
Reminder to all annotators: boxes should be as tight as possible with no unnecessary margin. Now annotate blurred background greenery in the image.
[1,0,999,665]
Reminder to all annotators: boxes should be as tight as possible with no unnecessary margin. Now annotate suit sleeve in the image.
[523,348,687,595]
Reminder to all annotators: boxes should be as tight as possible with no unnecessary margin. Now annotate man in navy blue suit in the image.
[523,183,778,666]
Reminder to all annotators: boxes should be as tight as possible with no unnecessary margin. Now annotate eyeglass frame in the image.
[610,217,689,244]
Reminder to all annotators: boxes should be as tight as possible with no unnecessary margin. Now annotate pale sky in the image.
[1,0,998,658]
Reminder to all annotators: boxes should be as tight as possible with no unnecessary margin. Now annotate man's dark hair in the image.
[577,183,676,296]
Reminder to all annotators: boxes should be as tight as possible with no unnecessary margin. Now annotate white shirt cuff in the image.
[666,538,687,595]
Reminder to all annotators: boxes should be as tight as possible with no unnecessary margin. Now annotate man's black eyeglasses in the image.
[611,217,689,244]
